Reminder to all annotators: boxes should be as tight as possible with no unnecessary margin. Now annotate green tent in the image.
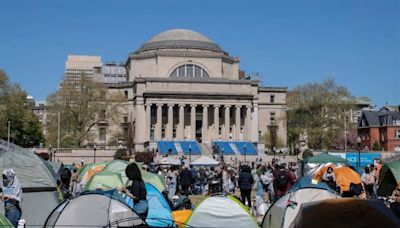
[0,213,13,227]
[378,161,400,196]
[142,170,166,192]
[103,160,129,183]
[79,161,108,176]
[84,171,124,191]
[304,153,348,164]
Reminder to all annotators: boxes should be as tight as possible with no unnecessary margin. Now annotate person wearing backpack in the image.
[274,164,292,199]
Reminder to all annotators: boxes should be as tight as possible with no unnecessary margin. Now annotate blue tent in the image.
[124,183,175,227]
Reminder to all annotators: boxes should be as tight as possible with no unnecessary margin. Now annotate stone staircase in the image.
[199,143,213,156]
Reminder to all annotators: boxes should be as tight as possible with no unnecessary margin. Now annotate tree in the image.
[46,73,124,147]
[263,132,285,150]
[114,148,129,161]
[287,78,356,150]
[0,70,44,147]
[372,141,381,151]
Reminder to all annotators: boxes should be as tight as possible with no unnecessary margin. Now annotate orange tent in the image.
[314,165,363,193]
[171,210,192,228]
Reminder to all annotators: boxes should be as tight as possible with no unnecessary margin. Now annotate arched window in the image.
[170,64,209,78]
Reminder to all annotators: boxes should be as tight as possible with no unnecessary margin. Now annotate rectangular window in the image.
[270,95,275,103]
[123,115,128,123]
[99,127,106,142]
[395,130,400,139]
[124,90,128,99]
[99,110,106,120]
[270,112,276,122]
[395,145,400,152]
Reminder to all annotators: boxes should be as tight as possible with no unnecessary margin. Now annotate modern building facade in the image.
[358,109,400,152]
[93,62,127,83]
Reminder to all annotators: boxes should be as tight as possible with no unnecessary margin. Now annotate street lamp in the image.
[7,121,10,148]
[295,144,299,161]
[244,144,247,164]
[49,144,52,161]
[189,144,192,165]
[357,136,362,167]
[273,146,276,160]
[93,144,97,163]
[220,148,224,164]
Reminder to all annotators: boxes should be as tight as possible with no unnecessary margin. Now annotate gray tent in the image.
[0,142,59,227]
[45,191,145,227]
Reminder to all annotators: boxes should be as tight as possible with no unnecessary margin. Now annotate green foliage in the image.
[372,141,381,151]
[302,149,314,159]
[114,148,129,161]
[46,73,124,147]
[134,151,154,165]
[287,78,358,150]
[0,70,44,147]
[263,132,285,149]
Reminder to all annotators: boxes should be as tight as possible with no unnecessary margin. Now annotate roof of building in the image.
[135,29,226,54]
[359,110,400,127]
[381,105,400,112]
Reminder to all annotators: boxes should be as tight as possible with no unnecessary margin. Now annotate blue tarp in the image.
[328,152,381,167]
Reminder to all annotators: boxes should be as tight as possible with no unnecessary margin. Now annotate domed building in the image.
[109,29,287,154]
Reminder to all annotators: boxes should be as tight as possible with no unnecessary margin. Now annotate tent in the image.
[186,195,258,228]
[80,161,108,186]
[191,156,219,167]
[103,160,129,183]
[378,161,400,196]
[45,190,145,227]
[300,153,349,178]
[290,198,400,227]
[304,153,349,164]
[145,183,174,227]
[0,213,12,227]
[314,165,363,193]
[84,171,124,191]
[159,157,181,166]
[262,177,340,228]
[172,210,192,228]
[142,170,166,192]
[0,145,59,227]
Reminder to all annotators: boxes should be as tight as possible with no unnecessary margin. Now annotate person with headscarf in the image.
[120,163,148,219]
[0,168,22,227]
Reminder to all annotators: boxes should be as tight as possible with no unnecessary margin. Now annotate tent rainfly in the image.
[45,190,145,227]
[0,213,12,227]
[191,156,219,166]
[159,157,181,165]
[186,195,258,228]
[378,161,400,196]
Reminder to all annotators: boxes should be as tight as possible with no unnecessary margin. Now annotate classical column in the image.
[245,105,251,141]
[224,105,231,140]
[134,97,146,151]
[155,103,163,141]
[166,104,174,140]
[235,105,241,141]
[190,104,197,140]
[145,103,151,142]
[214,105,220,140]
[177,104,185,140]
[251,103,259,142]
[202,105,209,143]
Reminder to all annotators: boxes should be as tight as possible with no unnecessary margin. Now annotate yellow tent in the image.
[172,210,192,228]
[314,165,363,193]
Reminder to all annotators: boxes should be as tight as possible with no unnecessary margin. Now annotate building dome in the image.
[135,29,225,53]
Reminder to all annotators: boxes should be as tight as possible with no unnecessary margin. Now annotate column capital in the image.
[214,105,221,108]
[235,105,242,108]
[190,104,197,108]
[225,105,231,108]
[246,105,252,109]
[156,103,164,107]
[167,103,175,107]
[145,103,152,107]
[178,104,186,107]
[203,104,209,108]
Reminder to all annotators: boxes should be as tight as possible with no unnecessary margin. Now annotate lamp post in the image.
[244,144,247,164]
[93,144,97,163]
[7,121,10,148]
[49,144,52,161]
[189,144,192,165]
[221,148,224,164]
[295,144,299,162]
[273,146,276,160]
[357,136,362,167]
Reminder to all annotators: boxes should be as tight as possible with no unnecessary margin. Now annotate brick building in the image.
[358,109,400,152]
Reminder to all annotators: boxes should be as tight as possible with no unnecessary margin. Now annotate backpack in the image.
[276,170,288,190]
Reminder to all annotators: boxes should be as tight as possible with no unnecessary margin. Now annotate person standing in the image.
[238,165,254,208]
[121,163,148,219]
[361,167,375,199]
[166,167,177,199]
[179,165,192,196]
[0,169,22,228]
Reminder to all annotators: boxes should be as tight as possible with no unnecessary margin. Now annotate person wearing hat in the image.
[0,168,22,227]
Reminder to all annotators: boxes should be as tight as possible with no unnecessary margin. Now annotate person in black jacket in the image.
[238,165,254,208]
[179,165,192,196]
[121,163,148,219]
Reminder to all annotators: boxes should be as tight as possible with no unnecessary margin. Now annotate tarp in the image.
[378,161,400,196]
[45,191,144,227]
[191,156,219,166]
[159,157,181,165]
[0,213,12,227]
[172,210,192,228]
[304,153,349,164]
[314,165,362,193]
[187,195,258,228]
[329,152,381,167]
[290,198,400,227]
[0,146,59,227]
[84,171,124,191]
[262,178,340,228]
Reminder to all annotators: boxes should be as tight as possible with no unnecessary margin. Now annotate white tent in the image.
[187,195,258,228]
[262,179,340,228]
[191,156,219,166]
[159,157,181,165]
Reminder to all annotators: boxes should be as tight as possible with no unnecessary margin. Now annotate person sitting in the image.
[0,168,22,228]
[322,167,336,190]
[120,163,148,219]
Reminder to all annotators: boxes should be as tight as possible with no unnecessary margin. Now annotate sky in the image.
[0,0,399,106]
